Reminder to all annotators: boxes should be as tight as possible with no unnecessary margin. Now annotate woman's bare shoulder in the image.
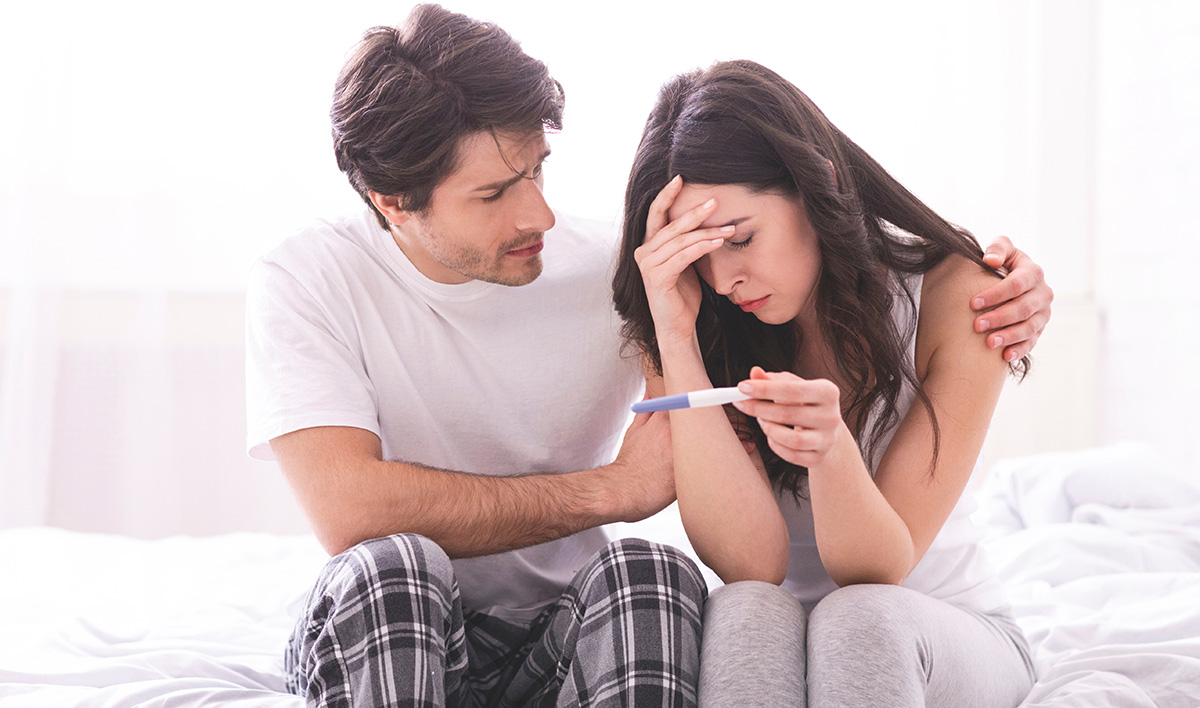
[915,253,1003,377]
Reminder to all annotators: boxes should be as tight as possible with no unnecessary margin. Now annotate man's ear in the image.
[368,191,410,227]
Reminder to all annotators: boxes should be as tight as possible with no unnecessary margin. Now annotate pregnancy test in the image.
[631,386,752,414]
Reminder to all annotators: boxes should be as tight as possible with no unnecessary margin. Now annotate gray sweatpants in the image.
[698,581,1035,708]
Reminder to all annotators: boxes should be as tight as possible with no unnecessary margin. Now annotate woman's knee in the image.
[808,584,926,660]
[699,582,807,706]
[704,580,805,630]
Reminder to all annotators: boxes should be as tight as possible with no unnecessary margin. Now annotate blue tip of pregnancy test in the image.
[631,393,691,414]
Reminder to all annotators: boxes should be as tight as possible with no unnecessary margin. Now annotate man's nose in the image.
[515,178,555,234]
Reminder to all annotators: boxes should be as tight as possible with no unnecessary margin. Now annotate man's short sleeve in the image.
[244,258,380,460]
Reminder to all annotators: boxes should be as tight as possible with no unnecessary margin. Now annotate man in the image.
[245,5,1053,707]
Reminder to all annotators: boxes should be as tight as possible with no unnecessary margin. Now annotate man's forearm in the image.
[273,424,670,558]
[376,459,622,557]
[300,457,625,558]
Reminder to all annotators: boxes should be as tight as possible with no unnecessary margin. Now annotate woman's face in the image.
[666,183,822,327]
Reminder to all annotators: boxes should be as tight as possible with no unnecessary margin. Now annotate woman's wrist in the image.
[807,420,858,477]
[655,329,701,361]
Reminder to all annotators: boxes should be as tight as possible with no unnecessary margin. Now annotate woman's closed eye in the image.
[726,232,754,249]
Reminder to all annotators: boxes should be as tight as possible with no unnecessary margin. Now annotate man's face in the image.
[394,130,555,286]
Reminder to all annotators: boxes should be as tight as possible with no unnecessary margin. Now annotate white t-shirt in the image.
[778,272,1009,614]
[245,208,643,621]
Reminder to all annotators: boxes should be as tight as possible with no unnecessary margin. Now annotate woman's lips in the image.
[736,295,770,313]
[506,241,544,258]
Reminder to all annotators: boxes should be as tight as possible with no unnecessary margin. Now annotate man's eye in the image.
[482,190,504,203]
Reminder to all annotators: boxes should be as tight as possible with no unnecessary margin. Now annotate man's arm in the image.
[271,416,674,558]
[973,236,1054,362]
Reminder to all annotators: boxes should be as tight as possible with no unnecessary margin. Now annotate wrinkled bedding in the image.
[2,442,1197,707]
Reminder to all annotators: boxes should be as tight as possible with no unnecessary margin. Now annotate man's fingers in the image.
[981,235,1015,264]
[986,308,1050,351]
[1003,327,1043,362]
[974,283,1052,332]
[972,264,1043,311]
[974,294,1035,333]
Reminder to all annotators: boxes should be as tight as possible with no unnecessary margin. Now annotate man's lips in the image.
[735,295,770,313]
[506,241,544,257]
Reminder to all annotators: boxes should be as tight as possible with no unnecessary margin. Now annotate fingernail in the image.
[1006,349,1019,362]
[989,335,1003,348]
[703,198,716,209]
[721,225,736,233]
[710,238,724,245]
[972,297,985,310]
[671,175,682,186]
[976,319,989,332]
[737,381,752,393]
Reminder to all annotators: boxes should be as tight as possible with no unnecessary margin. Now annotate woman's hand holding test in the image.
[731,366,846,470]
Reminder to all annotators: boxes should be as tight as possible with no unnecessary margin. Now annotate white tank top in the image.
[776,271,1009,614]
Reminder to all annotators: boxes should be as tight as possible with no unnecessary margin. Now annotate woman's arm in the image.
[635,177,790,584]
[655,344,791,584]
[733,254,1008,585]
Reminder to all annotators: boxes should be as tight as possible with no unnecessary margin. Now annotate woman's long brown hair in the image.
[612,60,1027,498]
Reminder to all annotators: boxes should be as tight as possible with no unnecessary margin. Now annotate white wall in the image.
[1,1,1196,537]
[1094,2,1200,463]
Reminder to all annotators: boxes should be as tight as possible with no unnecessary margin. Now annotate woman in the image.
[612,60,1036,706]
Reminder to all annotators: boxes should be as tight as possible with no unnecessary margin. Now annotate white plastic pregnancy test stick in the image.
[631,386,752,414]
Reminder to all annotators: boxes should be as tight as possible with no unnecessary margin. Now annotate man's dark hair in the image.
[331,4,565,230]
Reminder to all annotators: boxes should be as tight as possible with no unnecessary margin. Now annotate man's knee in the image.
[581,537,708,606]
[323,533,457,604]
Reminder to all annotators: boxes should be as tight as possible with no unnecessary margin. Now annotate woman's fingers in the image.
[644,189,719,251]
[758,419,831,468]
[735,397,839,430]
[735,373,839,407]
[645,174,683,238]
[729,370,842,468]
[758,418,827,449]
[638,224,734,272]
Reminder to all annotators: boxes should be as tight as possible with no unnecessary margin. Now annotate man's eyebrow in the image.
[472,149,552,193]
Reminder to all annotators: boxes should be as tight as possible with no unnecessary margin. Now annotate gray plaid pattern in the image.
[286,534,706,707]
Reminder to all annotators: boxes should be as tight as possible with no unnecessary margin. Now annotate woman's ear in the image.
[368,191,411,228]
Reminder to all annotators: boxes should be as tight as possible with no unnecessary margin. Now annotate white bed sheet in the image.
[1,441,1198,707]
[975,442,1200,707]
[0,530,327,707]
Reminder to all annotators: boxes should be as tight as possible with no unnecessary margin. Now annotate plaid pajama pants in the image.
[285,534,707,707]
